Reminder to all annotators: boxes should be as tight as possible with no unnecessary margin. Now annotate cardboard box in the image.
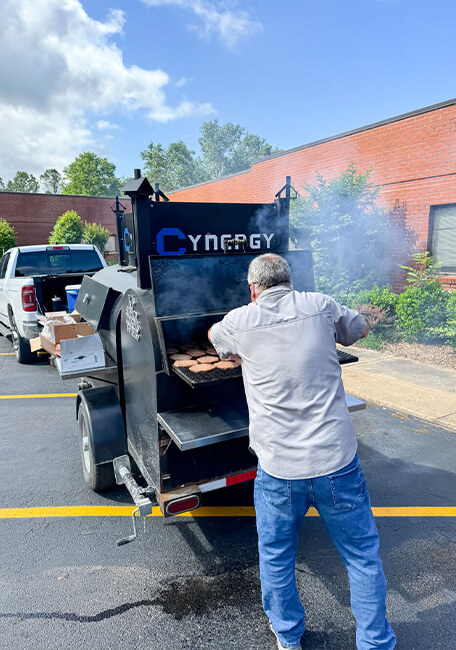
[60,334,105,373]
[30,321,93,355]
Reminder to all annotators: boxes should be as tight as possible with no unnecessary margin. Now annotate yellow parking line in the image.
[0,506,455,519]
[0,393,77,399]
[0,352,14,355]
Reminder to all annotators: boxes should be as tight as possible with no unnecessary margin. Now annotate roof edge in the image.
[168,97,456,195]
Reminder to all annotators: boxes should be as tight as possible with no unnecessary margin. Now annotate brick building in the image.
[168,98,456,289]
[2,99,455,287]
[0,192,130,250]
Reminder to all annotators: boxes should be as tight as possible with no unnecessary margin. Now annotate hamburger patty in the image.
[186,348,205,358]
[190,363,215,373]
[174,359,198,367]
[169,353,192,361]
[214,361,237,370]
[197,355,219,364]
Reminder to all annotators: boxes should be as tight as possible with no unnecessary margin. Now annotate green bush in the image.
[49,210,83,244]
[356,331,385,350]
[83,221,110,252]
[0,219,16,255]
[428,291,456,347]
[396,281,449,342]
[367,285,399,316]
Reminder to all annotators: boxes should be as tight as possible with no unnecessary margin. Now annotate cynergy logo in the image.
[156,227,275,256]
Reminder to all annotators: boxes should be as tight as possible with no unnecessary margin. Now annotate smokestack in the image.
[134,168,141,180]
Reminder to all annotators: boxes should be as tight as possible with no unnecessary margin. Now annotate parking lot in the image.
[0,333,455,650]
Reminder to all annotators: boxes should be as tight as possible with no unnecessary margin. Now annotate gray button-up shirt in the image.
[210,286,366,480]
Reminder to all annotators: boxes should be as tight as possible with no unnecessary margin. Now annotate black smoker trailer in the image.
[65,172,364,544]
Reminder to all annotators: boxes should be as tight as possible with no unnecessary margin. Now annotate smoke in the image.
[289,167,417,296]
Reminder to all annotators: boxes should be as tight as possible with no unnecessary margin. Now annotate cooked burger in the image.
[169,353,192,361]
[197,355,219,364]
[214,361,237,370]
[174,359,198,367]
[186,348,206,358]
[190,363,215,373]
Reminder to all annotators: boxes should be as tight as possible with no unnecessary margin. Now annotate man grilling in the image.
[209,254,396,650]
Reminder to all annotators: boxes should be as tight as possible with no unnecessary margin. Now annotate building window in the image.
[430,205,456,274]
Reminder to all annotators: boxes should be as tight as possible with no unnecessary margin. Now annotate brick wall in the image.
[169,99,456,289]
[0,193,130,247]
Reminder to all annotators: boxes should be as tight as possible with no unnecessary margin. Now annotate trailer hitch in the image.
[113,455,153,546]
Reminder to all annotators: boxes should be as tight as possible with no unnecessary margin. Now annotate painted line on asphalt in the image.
[0,506,455,519]
[0,393,77,399]
[0,352,14,356]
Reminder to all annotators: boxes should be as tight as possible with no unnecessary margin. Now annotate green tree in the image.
[40,168,62,194]
[0,219,16,255]
[140,120,280,192]
[141,140,205,192]
[198,120,281,180]
[290,164,416,293]
[0,178,5,191]
[49,211,83,244]
[6,171,39,193]
[83,222,111,252]
[61,152,121,197]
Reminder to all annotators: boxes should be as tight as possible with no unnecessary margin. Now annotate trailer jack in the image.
[113,455,153,546]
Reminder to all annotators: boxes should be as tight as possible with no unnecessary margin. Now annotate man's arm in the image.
[328,297,368,346]
[209,314,237,358]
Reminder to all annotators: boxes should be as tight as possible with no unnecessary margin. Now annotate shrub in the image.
[396,281,449,342]
[355,303,396,333]
[428,291,456,347]
[367,285,399,316]
[0,219,16,255]
[83,221,110,252]
[357,331,385,350]
[400,252,442,287]
[49,210,83,244]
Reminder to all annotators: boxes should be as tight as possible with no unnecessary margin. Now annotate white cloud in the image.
[0,0,215,179]
[96,120,121,131]
[142,0,262,49]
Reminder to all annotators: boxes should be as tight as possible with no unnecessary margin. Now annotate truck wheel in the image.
[9,312,36,364]
[78,400,116,491]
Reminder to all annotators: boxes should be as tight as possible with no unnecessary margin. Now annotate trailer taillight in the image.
[165,494,201,516]
[22,285,36,312]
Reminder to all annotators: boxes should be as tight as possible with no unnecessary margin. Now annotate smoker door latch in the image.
[113,455,153,546]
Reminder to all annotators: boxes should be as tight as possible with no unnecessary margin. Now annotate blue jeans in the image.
[254,454,396,649]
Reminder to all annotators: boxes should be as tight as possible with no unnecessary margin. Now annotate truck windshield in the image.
[15,250,104,276]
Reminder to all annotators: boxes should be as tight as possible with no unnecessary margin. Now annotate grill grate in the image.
[172,364,242,388]
[171,349,358,388]
[337,350,358,364]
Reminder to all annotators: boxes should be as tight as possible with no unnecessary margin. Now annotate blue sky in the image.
[1,0,455,185]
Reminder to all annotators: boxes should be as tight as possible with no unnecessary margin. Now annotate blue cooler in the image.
[65,284,81,312]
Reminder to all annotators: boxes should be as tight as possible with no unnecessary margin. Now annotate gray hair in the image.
[247,254,292,292]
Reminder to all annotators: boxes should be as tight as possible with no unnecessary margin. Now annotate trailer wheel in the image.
[78,400,116,491]
[9,311,36,364]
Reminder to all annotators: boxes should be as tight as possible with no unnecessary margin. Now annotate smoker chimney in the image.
[134,168,141,180]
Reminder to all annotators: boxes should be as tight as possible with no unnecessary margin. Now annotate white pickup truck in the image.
[0,244,106,363]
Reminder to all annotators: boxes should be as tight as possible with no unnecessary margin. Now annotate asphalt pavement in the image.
[0,334,455,650]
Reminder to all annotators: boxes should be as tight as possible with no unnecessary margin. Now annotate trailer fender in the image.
[76,386,127,465]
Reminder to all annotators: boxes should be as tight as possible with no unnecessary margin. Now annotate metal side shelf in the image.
[345,393,366,412]
[158,398,249,451]
[159,394,365,452]
[54,355,118,381]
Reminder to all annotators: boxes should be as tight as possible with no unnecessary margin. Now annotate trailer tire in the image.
[78,400,116,491]
[9,311,36,364]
